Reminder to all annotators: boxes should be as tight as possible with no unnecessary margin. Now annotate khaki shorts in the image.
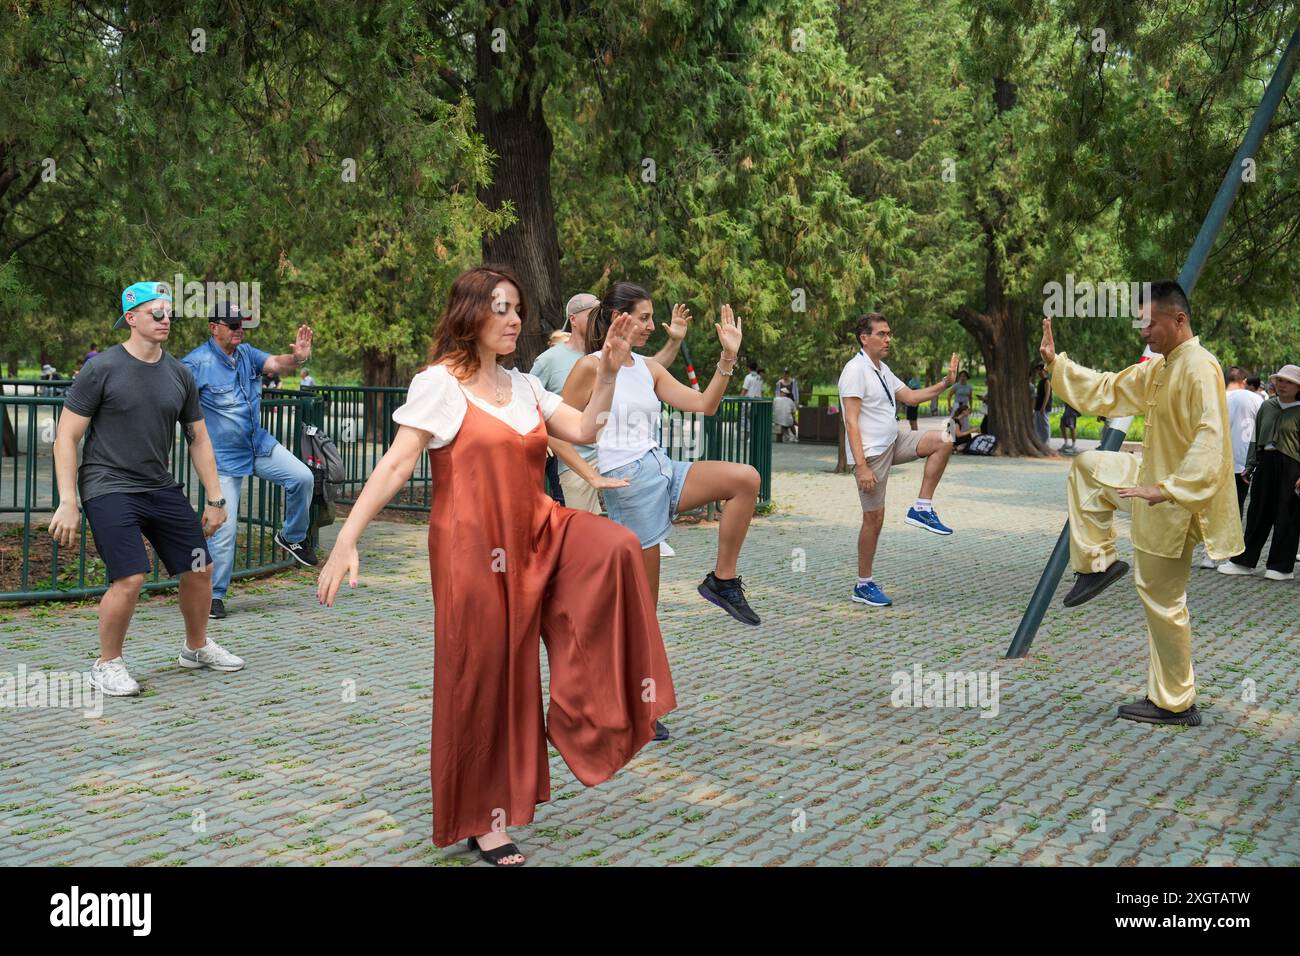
[559,467,603,515]
[856,426,924,512]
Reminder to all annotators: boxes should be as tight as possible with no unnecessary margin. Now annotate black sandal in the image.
[467,836,526,867]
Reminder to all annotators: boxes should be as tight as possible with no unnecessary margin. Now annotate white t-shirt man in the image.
[838,350,904,459]
[741,370,764,397]
[1226,387,1265,473]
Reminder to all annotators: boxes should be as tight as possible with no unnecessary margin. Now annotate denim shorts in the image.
[601,447,693,549]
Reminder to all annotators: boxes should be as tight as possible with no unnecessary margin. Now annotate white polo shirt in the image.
[838,350,904,459]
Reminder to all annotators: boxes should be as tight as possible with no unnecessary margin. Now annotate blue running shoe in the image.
[905,507,953,535]
[851,581,893,607]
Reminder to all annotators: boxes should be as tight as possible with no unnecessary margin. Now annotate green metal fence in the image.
[1,378,772,601]
[1,380,309,602]
[306,385,773,511]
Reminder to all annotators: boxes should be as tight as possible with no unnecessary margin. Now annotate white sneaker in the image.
[89,657,141,697]
[1217,562,1254,576]
[659,541,676,557]
[1263,569,1294,581]
[178,639,246,672]
[1198,556,1217,569]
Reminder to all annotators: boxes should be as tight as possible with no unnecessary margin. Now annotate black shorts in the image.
[906,404,919,422]
[1060,407,1078,429]
[83,486,210,582]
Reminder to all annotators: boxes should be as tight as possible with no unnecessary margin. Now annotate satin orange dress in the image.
[426,385,676,847]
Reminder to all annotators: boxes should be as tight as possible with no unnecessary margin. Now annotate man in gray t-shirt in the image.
[49,281,247,698]
[65,344,204,501]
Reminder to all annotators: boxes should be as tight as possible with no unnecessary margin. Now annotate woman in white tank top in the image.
[563,281,763,638]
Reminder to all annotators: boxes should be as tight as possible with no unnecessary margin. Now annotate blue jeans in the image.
[1035,410,1051,444]
[208,442,314,599]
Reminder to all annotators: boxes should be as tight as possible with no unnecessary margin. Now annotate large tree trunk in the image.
[362,347,399,445]
[957,305,1047,457]
[474,8,562,372]
[953,74,1049,457]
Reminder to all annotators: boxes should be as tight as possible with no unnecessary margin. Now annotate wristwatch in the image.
[209,498,227,509]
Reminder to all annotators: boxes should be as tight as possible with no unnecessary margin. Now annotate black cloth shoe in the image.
[209,598,227,619]
[698,572,760,626]
[275,531,319,567]
[1062,560,1130,607]
[1117,697,1202,726]
[653,720,670,742]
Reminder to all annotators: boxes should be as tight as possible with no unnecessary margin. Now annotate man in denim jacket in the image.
[182,301,317,619]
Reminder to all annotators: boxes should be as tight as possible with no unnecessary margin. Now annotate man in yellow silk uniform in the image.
[1040,280,1244,727]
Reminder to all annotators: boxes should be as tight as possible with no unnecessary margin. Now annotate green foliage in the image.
[1,0,1296,395]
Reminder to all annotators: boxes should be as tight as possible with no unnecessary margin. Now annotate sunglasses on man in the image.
[138,307,173,322]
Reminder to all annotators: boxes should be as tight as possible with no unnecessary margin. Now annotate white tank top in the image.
[594,352,661,473]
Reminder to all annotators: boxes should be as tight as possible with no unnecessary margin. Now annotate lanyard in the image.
[862,351,895,408]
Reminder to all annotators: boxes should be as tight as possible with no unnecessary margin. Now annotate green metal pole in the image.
[1007,25,1300,658]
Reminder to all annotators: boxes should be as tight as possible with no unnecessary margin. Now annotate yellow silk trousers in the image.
[1067,450,1197,713]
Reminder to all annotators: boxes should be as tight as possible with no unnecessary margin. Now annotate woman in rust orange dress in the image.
[317,265,675,866]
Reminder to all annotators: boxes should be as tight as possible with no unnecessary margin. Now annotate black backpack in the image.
[301,424,345,524]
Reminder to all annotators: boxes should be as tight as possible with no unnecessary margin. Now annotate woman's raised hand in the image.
[597,310,635,379]
[715,303,742,358]
[317,540,360,607]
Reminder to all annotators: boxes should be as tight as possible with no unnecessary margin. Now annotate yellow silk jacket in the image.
[1050,337,1245,560]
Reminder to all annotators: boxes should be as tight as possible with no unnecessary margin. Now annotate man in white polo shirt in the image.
[839,312,958,607]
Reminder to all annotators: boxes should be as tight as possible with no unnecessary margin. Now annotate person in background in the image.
[741,361,764,398]
[300,370,316,389]
[548,329,570,347]
[1246,375,1264,396]
[951,370,973,416]
[949,403,974,453]
[84,344,99,364]
[182,302,318,620]
[839,311,959,610]
[776,369,799,406]
[1198,366,1265,569]
[261,368,281,391]
[529,292,690,513]
[904,372,922,431]
[1059,401,1079,454]
[1218,364,1300,581]
[1033,363,1052,445]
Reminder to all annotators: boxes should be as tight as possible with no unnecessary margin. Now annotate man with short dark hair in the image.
[182,302,317,619]
[838,312,958,608]
[49,282,245,696]
[1041,280,1244,726]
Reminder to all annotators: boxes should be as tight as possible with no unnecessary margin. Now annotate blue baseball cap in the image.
[115,281,173,329]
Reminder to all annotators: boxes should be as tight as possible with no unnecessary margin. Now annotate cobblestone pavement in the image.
[2,439,1296,866]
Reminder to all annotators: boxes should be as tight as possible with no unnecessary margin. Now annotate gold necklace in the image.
[490,366,508,405]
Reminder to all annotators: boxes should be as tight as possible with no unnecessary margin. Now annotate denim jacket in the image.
[181,338,277,476]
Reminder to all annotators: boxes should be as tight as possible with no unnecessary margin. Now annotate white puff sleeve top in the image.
[391,364,565,449]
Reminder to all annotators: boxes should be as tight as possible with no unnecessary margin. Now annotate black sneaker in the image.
[1061,560,1129,607]
[275,531,319,567]
[209,598,227,619]
[698,572,760,626]
[1117,697,1202,726]
[653,720,670,742]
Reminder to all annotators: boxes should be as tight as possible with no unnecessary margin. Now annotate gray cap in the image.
[565,292,599,316]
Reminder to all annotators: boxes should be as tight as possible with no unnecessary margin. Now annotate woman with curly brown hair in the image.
[317,265,675,866]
